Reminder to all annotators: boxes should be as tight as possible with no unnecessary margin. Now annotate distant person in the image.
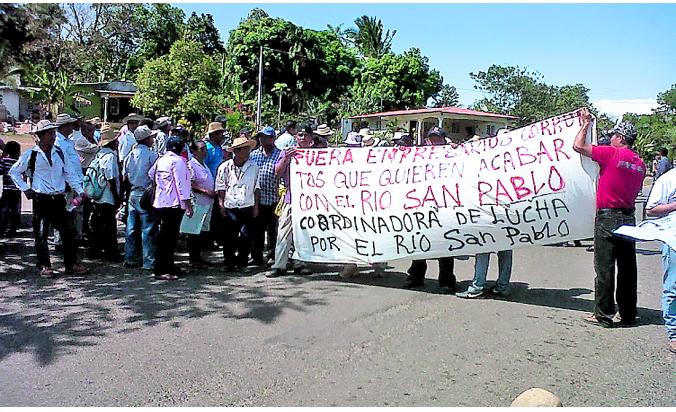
[573,108,645,328]
[0,141,21,237]
[118,114,142,162]
[645,168,676,353]
[153,116,172,155]
[275,120,298,150]
[9,120,89,277]
[654,147,672,181]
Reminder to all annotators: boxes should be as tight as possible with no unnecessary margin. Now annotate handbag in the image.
[140,159,159,210]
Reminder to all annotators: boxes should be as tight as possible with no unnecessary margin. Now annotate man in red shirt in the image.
[573,108,646,327]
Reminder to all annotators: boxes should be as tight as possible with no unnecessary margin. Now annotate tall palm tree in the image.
[345,16,396,59]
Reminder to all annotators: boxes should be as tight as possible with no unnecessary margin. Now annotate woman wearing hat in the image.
[88,124,122,262]
[215,136,260,272]
[149,135,194,280]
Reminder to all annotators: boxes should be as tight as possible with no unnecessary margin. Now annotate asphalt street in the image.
[0,226,674,406]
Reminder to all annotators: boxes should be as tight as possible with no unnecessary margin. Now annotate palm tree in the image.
[345,16,396,58]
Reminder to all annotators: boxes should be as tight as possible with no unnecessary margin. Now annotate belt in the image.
[34,192,65,200]
[597,208,635,215]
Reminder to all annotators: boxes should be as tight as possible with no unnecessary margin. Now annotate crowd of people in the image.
[0,108,674,353]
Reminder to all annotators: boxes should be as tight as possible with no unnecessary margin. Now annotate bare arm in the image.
[646,202,676,218]
[572,107,594,158]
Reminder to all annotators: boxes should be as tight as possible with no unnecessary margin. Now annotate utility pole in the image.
[256,46,263,129]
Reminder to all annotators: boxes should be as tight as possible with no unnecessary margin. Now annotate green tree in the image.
[656,84,676,115]
[346,48,442,115]
[345,15,396,58]
[470,65,593,126]
[432,84,460,107]
[184,12,225,54]
[128,4,186,73]
[133,39,224,125]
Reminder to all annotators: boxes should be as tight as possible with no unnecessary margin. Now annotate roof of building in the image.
[348,106,518,120]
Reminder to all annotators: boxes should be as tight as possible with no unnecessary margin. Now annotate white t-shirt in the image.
[215,159,260,209]
[647,168,676,213]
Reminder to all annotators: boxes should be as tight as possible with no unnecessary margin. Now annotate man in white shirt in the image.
[88,124,122,262]
[153,116,172,155]
[118,114,142,163]
[646,168,676,354]
[216,136,260,271]
[274,120,297,150]
[9,120,89,278]
[54,113,86,244]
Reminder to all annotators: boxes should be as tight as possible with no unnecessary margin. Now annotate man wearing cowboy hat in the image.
[359,128,380,148]
[88,124,122,262]
[153,116,172,155]
[215,136,260,272]
[404,126,457,294]
[54,113,86,246]
[313,124,333,148]
[9,120,89,278]
[122,125,160,270]
[250,126,282,266]
[118,114,142,162]
[275,120,298,150]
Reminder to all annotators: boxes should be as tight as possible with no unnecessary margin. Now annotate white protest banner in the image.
[291,109,599,264]
[615,214,676,250]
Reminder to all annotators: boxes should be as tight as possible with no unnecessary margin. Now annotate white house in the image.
[342,106,518,144]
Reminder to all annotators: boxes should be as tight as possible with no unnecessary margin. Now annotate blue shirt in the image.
[123,144,159,194]
[204,139,224,178]
[250,147,281,206]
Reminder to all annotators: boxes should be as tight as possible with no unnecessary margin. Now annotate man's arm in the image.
[646,202,676,218]
[572,107,593,158]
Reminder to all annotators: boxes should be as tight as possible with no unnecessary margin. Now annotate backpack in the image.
[27,146,65,181]
[83,150,107,200]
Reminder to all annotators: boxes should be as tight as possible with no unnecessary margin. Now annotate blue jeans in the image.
[468,250,513,293]
[124,193,159,269]
[662,244,676,342]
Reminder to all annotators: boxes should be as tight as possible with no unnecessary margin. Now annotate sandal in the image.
[154,273,178,280]
[582,313,612,328]
[39,268,55,278]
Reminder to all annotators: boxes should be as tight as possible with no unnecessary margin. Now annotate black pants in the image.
[593,209,638,325]
[408,257,456,288]
[252,204,278,261]
[208,198,223,246]
[90,202,118,259]
[222,207,254,268]
[154,207,185,276]
[187,232,210,263]
[0,190,21,236]
[32,194,77,270]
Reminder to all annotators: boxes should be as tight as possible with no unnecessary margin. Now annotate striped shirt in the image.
[0,156,19,191]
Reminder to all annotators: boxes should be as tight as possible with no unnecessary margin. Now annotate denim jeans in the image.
[124,193,159,269]
[662,244,676,342]
[468,250,513,293]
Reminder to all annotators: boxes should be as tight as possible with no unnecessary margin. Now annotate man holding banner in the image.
[573,108,645,328]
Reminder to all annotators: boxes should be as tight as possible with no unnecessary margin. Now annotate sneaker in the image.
[265,269,287,278]
[669,341,676,354]
[490,287,510,298]
[456,289,485,299]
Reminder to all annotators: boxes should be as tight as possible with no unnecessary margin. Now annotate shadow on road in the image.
[0,229,352,366]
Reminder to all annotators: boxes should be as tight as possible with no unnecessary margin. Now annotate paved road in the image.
[0,227,674,407]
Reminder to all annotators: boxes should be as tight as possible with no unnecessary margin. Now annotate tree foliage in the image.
[132,39,223,124]
[345,15,396,58]
[432,84,460,107]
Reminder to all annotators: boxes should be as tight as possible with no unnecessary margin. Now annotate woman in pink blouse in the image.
[149,135,193,280]
[180,140,217,268]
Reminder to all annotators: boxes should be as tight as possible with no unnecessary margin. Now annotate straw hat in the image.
[98,123,118,147]
[33,120,58,134]
[226,136,256,152]
[361,134,380,147]
[207,122,225,135]
[156,116,172,129]
[55,113,78,126]
[314,124,333,136]
[122,114,143,125]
